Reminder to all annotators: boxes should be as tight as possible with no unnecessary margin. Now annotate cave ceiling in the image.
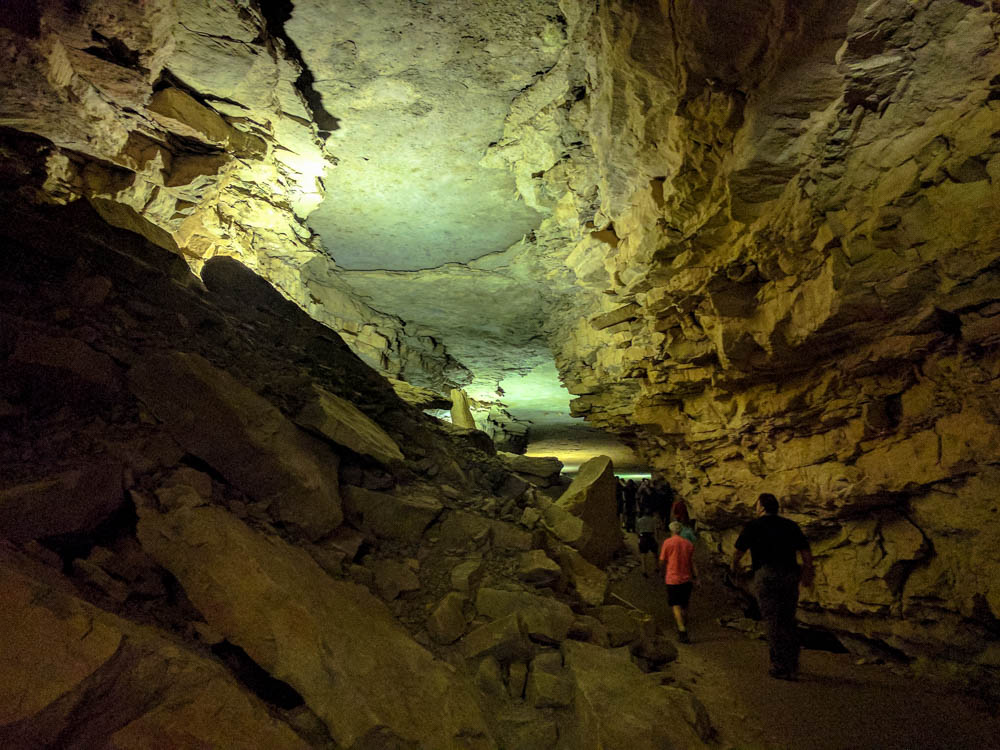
[280,0,639,468]
[289,0,560,272]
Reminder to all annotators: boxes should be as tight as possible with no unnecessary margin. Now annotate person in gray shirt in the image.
[636,504,659,578]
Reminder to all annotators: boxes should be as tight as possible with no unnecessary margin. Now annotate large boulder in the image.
[525,651,573,708]
[0,549,310,749]
[451,559,486,593]
[560,641,714,749]
[475,587,575,645]
[450,388,477,429]
[546,543,609,606]
[437,510,493,550]
[134,492,492,749]
[8,330,123,400]
[128,352,341,539]
[388,378,452,410]
[498,453,564,487]
[459,614,532,663]
[427,592,468,644]
[489,519,534,551]
[296,383,404,466]
[551,455,622,566]
[0,461,123,543]
[371,558,421,600]
[516,549,563,587]
[591,605,653,648]
[342,485,443,542]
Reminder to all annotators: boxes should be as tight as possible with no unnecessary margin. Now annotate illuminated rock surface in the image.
[1,0,1000,742]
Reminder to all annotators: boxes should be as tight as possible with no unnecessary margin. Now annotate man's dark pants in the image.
[754,566,801,675]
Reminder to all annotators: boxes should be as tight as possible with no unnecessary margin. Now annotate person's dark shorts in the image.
[638,532,657,554]
[666,581,693,607]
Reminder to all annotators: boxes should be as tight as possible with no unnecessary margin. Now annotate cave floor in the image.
[611,540,1000,750]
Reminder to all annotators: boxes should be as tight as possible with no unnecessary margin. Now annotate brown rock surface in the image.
[475,587,575,646]
[128,351,342,539]
[560,640,712,749]
[0,461,122,543]
[135,495,492,749]
[427,592,468,645]
[296,383,404,466]
[1,0,999,725]
[552,455,622,566]
[450,388,478,430]
[498,452,564,487]
[342,485,443,542]
[0,549,310,749]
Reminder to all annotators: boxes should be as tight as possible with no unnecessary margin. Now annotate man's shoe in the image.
[768,668,797,681]
[678,631,690,644]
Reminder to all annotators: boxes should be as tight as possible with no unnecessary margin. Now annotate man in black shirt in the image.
[731,493,814,680]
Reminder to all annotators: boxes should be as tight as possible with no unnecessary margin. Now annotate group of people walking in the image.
[617,477,698,642]
[619,478,813,681]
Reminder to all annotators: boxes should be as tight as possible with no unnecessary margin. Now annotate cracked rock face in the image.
[289,0,565,270]
[1,0,1000,690]
[538,0,1000,672]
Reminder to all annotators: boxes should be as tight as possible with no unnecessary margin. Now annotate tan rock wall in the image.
[533,0,1000,668]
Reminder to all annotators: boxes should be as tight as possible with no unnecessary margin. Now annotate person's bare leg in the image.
[673,605,686,632]
[673,605,691,642]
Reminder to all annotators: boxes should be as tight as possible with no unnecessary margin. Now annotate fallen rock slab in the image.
[554,455,622,566]
[547,543,609,606]
[498,452,564,487]
[388,378,452,409]
[372,558,421,600]
[342,485,443,542]
[516,549,563,587]
[128,351,341,539]
[0,549,310,750]
[427,592,468,644]
[450,388,477,429]
[451,558,486,593]
[0,461,123,543]
[296,383,404,466]
[561,640,713,749]
[135,496,492,749]
[11,331,122,398]
[459,613,531,663]
[475,587,574,645]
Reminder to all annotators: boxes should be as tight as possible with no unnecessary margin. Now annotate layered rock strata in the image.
[0,204,710,747]
[502,0,1000,683]
[2,0,999,694]
[0,0,469,392]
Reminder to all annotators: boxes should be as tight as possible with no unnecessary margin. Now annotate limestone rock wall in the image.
[517,0,1000,677]
[3,0,999,690]
[0,0,466,392]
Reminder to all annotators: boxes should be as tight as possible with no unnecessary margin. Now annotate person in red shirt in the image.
[659,520,697,643]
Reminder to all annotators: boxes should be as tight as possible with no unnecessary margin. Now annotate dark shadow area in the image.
[257,0,341,134]
[42,498,138,573]
[211,640,305,710]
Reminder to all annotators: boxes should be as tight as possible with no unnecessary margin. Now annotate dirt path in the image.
[610,541,1000,750]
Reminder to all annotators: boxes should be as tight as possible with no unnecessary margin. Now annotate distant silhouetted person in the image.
[660,520,697,643]
[636,477,654,511]
[623,479,638,532]
[671,499,696,543]
[731,492,814,681]
[652,479,674,525]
